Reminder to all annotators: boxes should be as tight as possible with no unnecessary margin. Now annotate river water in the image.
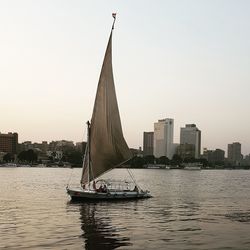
[1,167,250,250]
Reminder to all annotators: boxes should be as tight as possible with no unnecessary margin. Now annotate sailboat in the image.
[67,14,151,200]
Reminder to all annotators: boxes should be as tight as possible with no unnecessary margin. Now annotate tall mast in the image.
[112,13,116,30]
[87,120,91,189]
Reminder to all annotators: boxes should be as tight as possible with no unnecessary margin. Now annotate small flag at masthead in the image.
[112,13,117,30]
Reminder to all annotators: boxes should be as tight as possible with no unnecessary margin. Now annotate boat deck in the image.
[67,187,152,201]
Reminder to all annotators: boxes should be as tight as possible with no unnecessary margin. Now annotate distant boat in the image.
[0,163,17,167]
[183,163,202,170]
[145,164,170,169]
[67,15,151,201]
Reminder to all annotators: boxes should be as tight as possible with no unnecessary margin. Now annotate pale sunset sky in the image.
[0,1,250,155]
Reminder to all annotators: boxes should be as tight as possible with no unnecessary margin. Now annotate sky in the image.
[0,0,250,155]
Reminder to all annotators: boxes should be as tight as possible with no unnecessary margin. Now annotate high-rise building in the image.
[143,132,154,156]
[180,124,201,158]
[243,154,250,166]
[153,118,174,159]
[203,148,225,164]
[0,132,18,155]
[213,149,225,163]
[172,143,179,157]
[176,143,195,159]
[228,142,242,164]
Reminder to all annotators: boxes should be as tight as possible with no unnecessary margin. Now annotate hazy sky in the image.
[1,0,250,155]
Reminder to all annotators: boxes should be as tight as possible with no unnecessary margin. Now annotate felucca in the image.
[67,14,151,200]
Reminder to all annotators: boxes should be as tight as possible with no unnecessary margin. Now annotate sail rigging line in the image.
[88,157,145,193]
[126,168,142,191]
[66,168,74,188]
[81,123,87,145]
[90,156,133,183]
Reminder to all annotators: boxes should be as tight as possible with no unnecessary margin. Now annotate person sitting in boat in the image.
[133,185,139,193]
[96,184,105,192]
[96,184,103,192]
[93,180,97,190]
[103,184,107,193]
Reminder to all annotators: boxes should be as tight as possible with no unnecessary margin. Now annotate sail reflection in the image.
[78,203,131,250]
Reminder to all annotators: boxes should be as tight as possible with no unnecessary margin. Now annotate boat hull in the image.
[184,167,201,170]
[67,188,152,201]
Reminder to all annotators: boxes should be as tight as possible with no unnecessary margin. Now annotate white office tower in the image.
[180,124,201,158]
[153,118,174,159]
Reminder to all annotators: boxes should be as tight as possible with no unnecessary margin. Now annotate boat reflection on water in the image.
[77,202,132,250]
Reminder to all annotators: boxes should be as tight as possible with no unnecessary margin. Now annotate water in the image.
[1,168,250,250]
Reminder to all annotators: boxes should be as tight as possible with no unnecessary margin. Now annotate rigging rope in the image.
[126,168,142,191]
[66,168,74,188]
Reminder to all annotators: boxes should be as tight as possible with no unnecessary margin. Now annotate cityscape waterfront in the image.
[1,118,249,168]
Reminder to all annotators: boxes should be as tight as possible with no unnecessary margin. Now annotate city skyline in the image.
[1,126,248,158]
[1,1,250,155]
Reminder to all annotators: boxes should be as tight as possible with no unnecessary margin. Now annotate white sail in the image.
[81,27,132,185]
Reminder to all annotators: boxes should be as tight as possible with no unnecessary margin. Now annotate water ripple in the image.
[1,168,250,249]
[225,211,250,223]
